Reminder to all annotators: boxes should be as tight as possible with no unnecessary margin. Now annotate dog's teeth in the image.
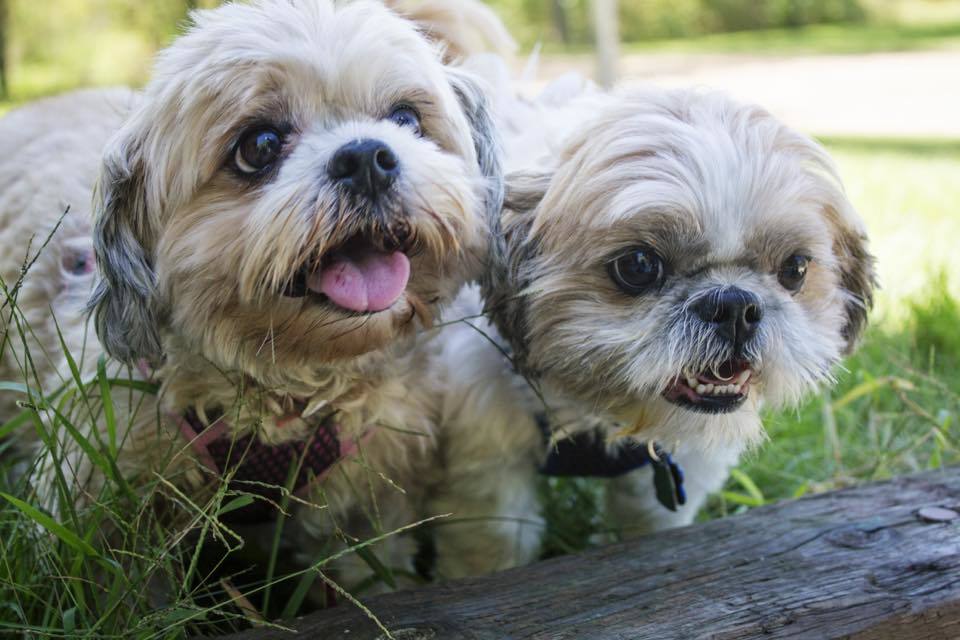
[737,370,751,384]
[734,384,742,394]
[686,376,698,388]
[302,396,329,419]
[696,384,707,394]
[705,383,715,394]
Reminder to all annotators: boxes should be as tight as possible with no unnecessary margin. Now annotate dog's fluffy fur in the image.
[426,83,876,578]
[0,0,501,584]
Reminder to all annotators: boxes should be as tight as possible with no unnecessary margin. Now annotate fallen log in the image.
[220,467,960,639]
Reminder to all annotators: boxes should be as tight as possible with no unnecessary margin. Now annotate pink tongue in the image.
[308,250,410,313]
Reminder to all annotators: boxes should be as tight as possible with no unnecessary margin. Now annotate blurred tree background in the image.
[1,0,958,102]
[0,0,221,102]
[487,0,864,46]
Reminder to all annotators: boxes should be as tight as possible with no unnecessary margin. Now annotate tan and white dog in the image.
[426,83,876,578]
[0,0,502,584]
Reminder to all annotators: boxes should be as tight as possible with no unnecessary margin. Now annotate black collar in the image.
[536,413,687,512]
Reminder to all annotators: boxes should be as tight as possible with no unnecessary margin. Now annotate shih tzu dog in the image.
[426,86,875,578]
[0,0,500,584]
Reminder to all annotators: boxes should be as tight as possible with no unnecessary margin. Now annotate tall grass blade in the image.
[0,491,99,557]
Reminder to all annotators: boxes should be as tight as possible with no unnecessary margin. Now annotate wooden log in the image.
[219,468,960,639]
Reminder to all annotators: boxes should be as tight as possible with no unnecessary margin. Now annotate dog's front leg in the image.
[426,457,542,580]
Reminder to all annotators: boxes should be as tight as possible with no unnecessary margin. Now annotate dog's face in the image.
[488,90,875,449]
[90,0,500,377]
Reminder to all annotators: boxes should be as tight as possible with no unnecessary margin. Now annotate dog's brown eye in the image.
[235,127,283,174]
[608,248,665,295]
[778,254,811,292]
[387,105,421,136]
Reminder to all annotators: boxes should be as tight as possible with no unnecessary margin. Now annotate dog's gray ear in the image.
[87,132,163,365]
[481,168,553,373]
[446,67,504,223]
[503,169,554,215]
[826,204,877,354]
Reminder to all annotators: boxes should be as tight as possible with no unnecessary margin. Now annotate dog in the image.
[425,84,876,579]
[0,0,502,587]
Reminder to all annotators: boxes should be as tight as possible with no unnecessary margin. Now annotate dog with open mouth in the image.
[0,0,501,585]
[426,85,875,578]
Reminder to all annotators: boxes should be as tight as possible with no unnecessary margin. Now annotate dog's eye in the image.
[778,254,811,292]
[235,127,283,174]
[608,248,665,294]
[387,105,422,136]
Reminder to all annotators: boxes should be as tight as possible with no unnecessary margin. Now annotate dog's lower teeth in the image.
[686,372,749,398]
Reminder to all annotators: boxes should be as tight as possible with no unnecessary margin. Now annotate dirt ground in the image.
[530,49,960,138]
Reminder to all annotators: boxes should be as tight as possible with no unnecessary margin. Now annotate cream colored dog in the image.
[426,84,876,578]
[0,0,501,585]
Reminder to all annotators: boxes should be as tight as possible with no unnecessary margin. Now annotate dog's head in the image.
[89,0,500,377]
[487,89,875,449]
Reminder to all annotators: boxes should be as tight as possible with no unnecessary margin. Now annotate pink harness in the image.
[176,408,345,523]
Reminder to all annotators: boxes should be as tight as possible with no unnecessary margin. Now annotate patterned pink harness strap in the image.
[178,409,343,524]
[136,360,363,523]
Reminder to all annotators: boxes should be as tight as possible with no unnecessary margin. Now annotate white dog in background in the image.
[0,0,503,586]
[425,81,876,579]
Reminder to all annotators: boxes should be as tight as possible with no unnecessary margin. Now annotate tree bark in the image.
[0,0,9,99]
[593,0,618,88]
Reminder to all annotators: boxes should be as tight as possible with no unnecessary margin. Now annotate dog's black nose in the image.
[328,139,399,197]
[693,287,764,351]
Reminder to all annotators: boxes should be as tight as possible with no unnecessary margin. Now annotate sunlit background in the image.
[0,0,958,606]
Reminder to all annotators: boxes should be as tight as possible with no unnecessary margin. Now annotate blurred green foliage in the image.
[2,0,219,101]
[487,0,867,47]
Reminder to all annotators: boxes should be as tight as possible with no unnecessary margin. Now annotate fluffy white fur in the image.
[0,0,502,588]
[425,80,875,579]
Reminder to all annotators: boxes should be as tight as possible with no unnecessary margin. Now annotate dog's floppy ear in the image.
[824,202,877,354]
[787,127,877,355]
[481,168,553,373]
[88,129,163,365]
[446,67,504,224]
